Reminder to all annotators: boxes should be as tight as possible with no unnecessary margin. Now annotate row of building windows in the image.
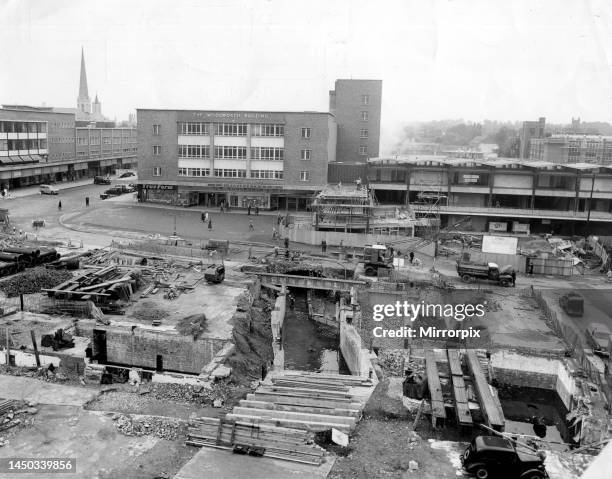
[179,145,210,158]
[160,167,312,181]
[175,122,286,137]
[215,146,247,159]
[0,121,48,134]
[251,147,284,160]
[0,139,47,151]
[251,170,283,179]
[169,145,314,161]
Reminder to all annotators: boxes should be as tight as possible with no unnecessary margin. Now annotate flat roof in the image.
[137,108,334,116]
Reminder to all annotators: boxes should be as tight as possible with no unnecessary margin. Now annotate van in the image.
[40,185,59,195]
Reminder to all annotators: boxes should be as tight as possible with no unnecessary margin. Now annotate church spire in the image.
[77,47,91,114]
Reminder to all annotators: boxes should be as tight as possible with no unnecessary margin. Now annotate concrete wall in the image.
[491,351,576,409]
[338,301,373,377]
[77,321,227,374]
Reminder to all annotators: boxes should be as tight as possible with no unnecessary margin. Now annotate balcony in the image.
[410,204,612,222]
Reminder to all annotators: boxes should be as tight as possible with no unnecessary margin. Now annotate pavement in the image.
[174,447,335,479]
[0,375,97,406]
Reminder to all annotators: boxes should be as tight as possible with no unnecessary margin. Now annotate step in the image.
[233,407,357,427]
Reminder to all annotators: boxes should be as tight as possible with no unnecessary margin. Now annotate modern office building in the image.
[519,117,546,159]
[329,156,612,235]
[136,79,382,210]
[0,105,137,189]
[137,109,336,210]
[529,135,612,165]
[329,79,382,163]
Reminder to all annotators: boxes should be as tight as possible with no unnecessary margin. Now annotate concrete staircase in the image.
[226,370,376,434]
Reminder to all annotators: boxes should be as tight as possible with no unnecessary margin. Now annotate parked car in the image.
[461,436,549,479]
[40,184,59,195]
[99,184,135,199]
[119,171,136,178]
[93,176,111,185]
[585,322,611,358]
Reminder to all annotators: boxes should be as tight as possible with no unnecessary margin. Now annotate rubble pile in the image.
[149,382,230,406]
[0,268,72,296]
[112,414,185,440]
[0,399,38,447]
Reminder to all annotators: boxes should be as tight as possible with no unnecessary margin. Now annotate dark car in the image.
[461,436,548,479]
[94,176,111,185]
[119,172,135,178]
[100,184,135,199]
[585,322,611,358]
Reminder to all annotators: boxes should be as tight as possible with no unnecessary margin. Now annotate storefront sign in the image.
[204,183,281,191]
[488,222,507,232]
[143,184,176,190]
[462,174,480,183]
[190,112,276,120]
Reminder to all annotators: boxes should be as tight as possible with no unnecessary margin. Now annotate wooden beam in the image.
[425,350,446,426]
[466,350,504,431]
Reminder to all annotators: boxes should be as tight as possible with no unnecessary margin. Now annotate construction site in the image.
[0,185,611,479]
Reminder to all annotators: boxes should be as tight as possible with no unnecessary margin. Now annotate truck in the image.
[456,260,514,287]
[559,292,584,316]
[363,244,394,276]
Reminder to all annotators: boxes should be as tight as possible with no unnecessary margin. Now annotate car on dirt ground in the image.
[461,435,549,478]
[585,322,611,358]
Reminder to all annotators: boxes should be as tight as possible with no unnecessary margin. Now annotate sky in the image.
[1,0,611,152]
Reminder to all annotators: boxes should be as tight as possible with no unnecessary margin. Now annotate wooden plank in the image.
[446,350,473,427]
[249,392,361,410]
[238,400,361,418]
[263,385,353,399]
[465,350,504,431]
[425,350,446,425]
[225,414,351,433]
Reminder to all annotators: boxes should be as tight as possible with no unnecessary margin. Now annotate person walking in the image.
[249,219,254,231]
[208,218,213,231]
[409,251,414,264]
[247,204,251,216]
[511,270,516,287]
[85,197,90,207]
[288,294,295,310]
[277,213,282,225]
[255,205,259,216]
[58,200,62,210]
[284,237,289,250]
[274,246,279,257]
[272,227,277,239]
[201,212,205,223]
[321,239,327,253]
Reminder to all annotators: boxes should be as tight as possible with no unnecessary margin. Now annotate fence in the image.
[529,257,574,276]
[468,251,527,273]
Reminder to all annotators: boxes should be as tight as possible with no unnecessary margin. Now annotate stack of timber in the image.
[187,417,326,465]
[187,371,375,464]
[41,266,141,304]
[230,371,373,434]
[0,399,15,415]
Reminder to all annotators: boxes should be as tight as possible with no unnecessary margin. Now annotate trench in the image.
[497,386,571,450]
[281,288,349,374]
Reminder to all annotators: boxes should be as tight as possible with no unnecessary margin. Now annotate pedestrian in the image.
[321,239,327,253]
[289,294,295,310]
[529,263,534,276]
[277,213,282,225]
[285,248,290,259]
[85,197,89,207]
[208,219,213,230]
[205,212,209,222]
[248,246,253,259]
[247,205,251,216]
[272,227,277,239]
[220,204,224,213]
[409,251,414,264]
[201,212,205,223]
[511,270,516,287]
[255,205,259,215]
[58,200,62,210]
[249,219,254,231]
[12,226,16,234]
[284,237,289,249]
[274,246,279,257]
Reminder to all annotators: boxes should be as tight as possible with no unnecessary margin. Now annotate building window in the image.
[301,128,311,139]
[251,170,283,180]
[251,124,284,137]
[179,145,210,158]
[361,111,369,121]
[179,168,210,177]
[153,124,161,135]
[178,122,210,135]
[360,129,368,139]
[213,169,247,178]
[299,171,310,181]
[153,167,162,176]
[250,147,284,160]
[153,145,161,155]
[300,149,311,160]
[359,146,368,156]
[362,95,370,105]
[214,146,247,159]
[214,123,247,136]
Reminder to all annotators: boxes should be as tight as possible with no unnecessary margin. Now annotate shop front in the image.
[139,184,179,204]
[179,182,284,209]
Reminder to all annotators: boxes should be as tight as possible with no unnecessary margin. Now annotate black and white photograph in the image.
[0,1,611,478]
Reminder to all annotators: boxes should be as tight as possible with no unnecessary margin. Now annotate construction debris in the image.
[112,413,185,440]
